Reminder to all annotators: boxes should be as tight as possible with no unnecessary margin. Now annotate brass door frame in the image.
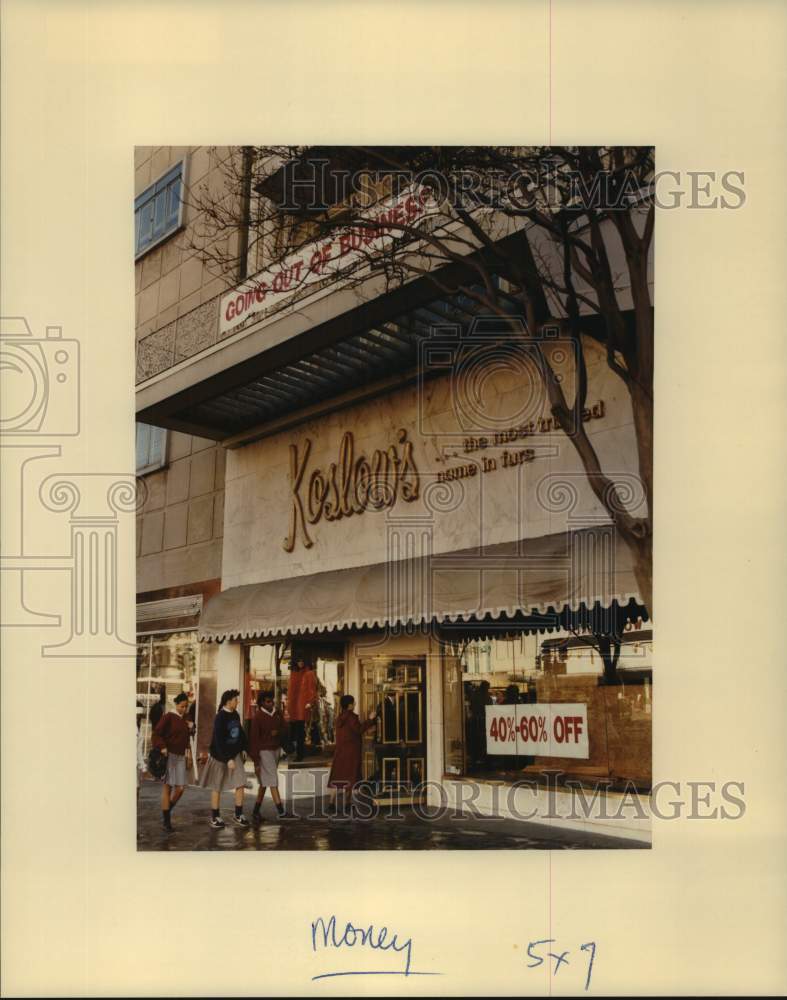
[359,656,427,803]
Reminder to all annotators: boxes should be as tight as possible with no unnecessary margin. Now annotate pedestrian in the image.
[148,684,166,730]
[152,692,194,831]
[136,704,148,802]
[469,680,492,765]
[249,690,287,824]
[326,695,378,814]
[198,689,250,829]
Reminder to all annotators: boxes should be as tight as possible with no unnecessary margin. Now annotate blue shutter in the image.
[166,177,181,229]
[153,189,168,239]
[135,161,183,256]
[136,423,152,471]
[148,426,166,468]
[136,423,168,473]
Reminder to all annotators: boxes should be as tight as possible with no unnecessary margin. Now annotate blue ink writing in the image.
[310,915,441,981]
[580,941,596,991]
[526,938,597,990]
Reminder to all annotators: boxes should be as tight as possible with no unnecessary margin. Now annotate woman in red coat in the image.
[327,695,378,812]
[287,659,318,761]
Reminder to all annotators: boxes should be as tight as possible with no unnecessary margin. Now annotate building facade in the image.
[135,146,653,839]
[135,147,229,758]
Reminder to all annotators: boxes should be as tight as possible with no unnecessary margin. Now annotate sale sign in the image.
[485,703,589,760]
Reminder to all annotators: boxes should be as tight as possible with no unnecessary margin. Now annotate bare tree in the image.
[184,146,654,621]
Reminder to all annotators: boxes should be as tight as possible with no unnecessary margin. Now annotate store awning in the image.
[198,528,648,642]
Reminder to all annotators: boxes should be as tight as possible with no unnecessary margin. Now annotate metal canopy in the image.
[169,282,520,438]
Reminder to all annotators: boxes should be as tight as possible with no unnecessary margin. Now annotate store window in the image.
[244,641,345,760]
[135,160,184,258]
[136,630,201,763]
[442,629,653,792]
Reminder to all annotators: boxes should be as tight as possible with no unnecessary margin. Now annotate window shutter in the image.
[136,423,152,470]
[134,160,184,257]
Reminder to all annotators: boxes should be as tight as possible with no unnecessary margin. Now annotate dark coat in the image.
[209,708,247,762]
[249,707,287,757]
[152,711,191,755]
[328,710,376,789]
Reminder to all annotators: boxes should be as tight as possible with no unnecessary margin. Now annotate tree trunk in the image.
[617,519,652,619]
[596,635,622,684]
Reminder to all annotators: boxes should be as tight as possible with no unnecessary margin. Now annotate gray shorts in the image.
[198,754,246,792]
[164,753,187,787]
[257,750,280,788]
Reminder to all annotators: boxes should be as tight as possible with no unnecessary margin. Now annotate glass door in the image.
[360,657,427,800]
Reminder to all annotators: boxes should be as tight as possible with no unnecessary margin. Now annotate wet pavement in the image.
[137,780,648,852]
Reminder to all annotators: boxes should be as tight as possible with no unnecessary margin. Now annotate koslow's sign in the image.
[283,429,419,552]
[220,188,436,338]
[485,703,589,760]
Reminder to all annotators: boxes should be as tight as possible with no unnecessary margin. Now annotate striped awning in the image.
[198,528,647,642]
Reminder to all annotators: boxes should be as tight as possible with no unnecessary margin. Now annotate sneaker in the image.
[233,814,250,827]
[210,816,225,829]
[162,819,173,832]
[252,810,262,826]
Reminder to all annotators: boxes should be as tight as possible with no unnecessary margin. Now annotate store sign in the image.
[485,703,589,760]
[283,429,420,552]
[220,187,437,337]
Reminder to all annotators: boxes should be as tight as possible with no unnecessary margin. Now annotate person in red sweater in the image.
[327,695,378,814]
[152,692,194,831]
[249,690,287,823]
[287,659,318,761]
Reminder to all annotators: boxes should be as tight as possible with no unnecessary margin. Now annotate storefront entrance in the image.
[360,657,427,801]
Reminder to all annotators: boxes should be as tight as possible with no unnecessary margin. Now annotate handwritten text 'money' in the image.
[310,915,442,981]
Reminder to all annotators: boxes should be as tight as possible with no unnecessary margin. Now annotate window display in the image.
[442,631,653,792]
[245,641,345,761]
[136,630,200,764]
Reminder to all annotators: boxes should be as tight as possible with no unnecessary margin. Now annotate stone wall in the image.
[135,146,232,384]
[135,147,229,597]
[136,430,225,595]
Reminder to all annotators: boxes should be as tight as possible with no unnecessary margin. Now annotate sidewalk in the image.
[136,778,648,852]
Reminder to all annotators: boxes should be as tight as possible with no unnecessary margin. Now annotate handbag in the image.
[147,746,167,780]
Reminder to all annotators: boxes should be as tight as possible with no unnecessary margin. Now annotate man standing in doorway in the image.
[152,692,194,832]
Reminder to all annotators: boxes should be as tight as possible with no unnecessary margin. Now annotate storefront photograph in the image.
[134,145,654,850]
